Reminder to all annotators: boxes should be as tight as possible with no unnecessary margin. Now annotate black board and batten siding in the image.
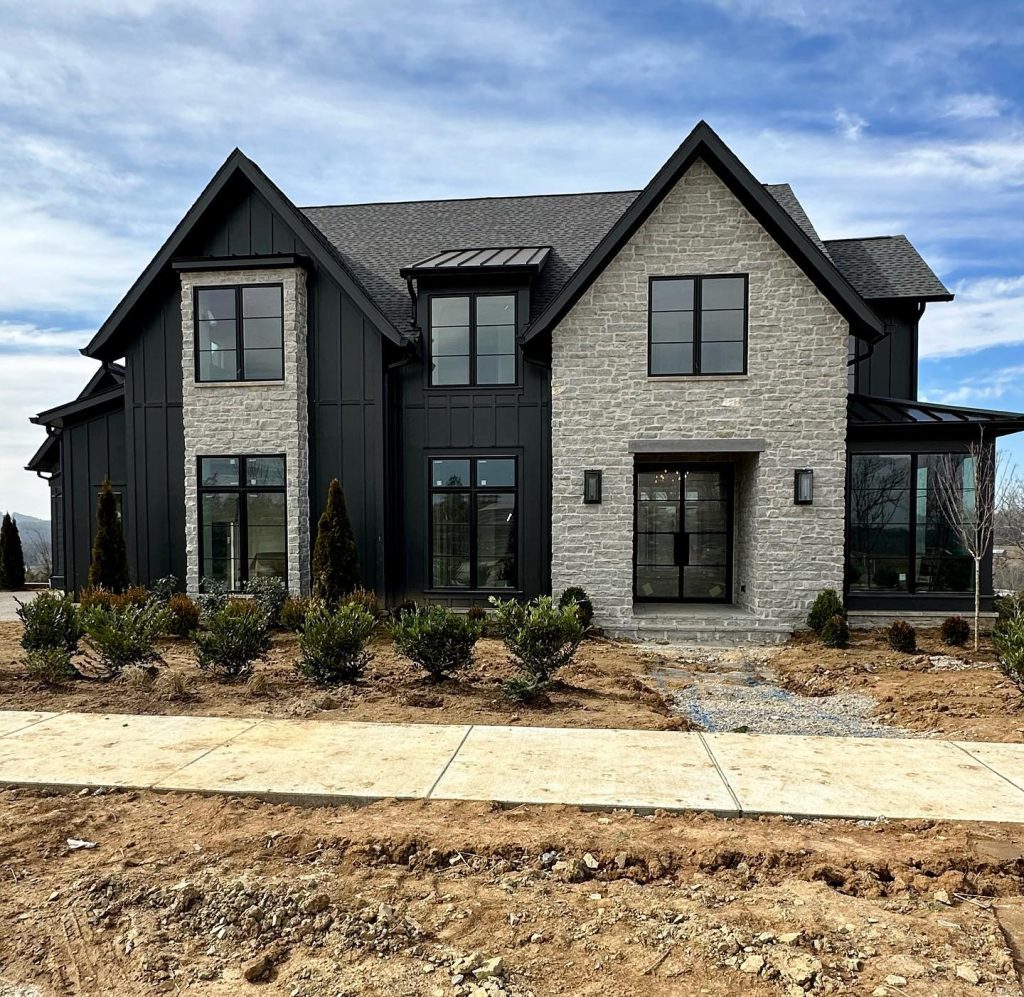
[390,280,551,607]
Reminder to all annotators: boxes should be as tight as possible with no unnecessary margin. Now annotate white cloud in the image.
[0,351,100,520]
[921,365,1024,407]
[919,276,1024,358]
[834,108,867,140]
[943,92,1006,120]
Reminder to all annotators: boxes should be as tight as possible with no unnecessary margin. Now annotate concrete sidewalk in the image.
[2,710,1024,823]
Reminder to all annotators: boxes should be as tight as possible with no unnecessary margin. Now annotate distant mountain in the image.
[11,513,49,532]
[7,513,51,575]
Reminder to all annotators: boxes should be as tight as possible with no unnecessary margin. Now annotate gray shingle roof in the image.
[302,184,949,335]
[824,236,952,301]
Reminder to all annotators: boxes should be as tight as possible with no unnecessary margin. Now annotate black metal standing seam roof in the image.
[824,236,952,301]
[848,394,1024,436]
[401,246,551,275]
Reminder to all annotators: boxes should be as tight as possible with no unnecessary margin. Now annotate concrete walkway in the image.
[3,710,1024,822]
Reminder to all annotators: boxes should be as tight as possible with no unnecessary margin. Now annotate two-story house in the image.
[27,122,1024,640]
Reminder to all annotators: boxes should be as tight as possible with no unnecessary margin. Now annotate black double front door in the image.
[634,463,733,603]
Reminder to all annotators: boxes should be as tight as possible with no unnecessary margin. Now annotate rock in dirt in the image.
[777,953,822,986]
[740,954,765,974]
[553,857,590,882]
[472,956,504,981]
[582,852,599,870]
[956,963,981,984]
[67,838,96,850]
[242,952,273,983]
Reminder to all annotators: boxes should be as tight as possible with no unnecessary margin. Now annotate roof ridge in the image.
[300,189,642,210]
[824,235,907,244]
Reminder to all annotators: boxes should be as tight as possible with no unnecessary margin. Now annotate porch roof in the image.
[848,394,1024,439]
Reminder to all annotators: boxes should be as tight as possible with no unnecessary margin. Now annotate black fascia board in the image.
[83,149,403,360]
[25,432,60,473]
[399,262,545,279]
[172,254,309,273]
[523,121,885,345]
[30,385,125,429]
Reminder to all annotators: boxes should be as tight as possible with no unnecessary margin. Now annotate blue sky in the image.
[3,0,1024,516]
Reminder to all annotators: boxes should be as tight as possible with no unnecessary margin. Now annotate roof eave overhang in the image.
[83,150,403,360]
[522,121,885,345]
[171,254,309,273]
[25,432,60,473]
[31,385,125,429]
[399,263,544,279]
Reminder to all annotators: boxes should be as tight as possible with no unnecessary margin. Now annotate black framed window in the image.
[429,456,517,590]
[649,275,747,376]
[848,452,974,593]
[195,284,284,382]
[198,455,287,590]
[429,293,517,386]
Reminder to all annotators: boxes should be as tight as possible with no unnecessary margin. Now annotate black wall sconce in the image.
[794,469,813,505]
[583,469,603,504]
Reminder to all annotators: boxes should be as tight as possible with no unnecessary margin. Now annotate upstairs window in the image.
[195,284,284,382]
[429,293,517,386]
[649,275,747,376]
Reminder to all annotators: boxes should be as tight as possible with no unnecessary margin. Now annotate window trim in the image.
[426,292,519,388]
[193,282,285,384]
[647,274,749,378]
[426,453,520,592]
[196,453,288,591]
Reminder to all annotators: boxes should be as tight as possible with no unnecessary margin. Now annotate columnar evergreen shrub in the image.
[0,513,26,590]
[243,576,288,627]
[165,594,201,637]
[82,601,168,676]
[821,613,850,649]
[389,605,482,680]
[88,480,130,593]
[807,589,844,634]
[886,619,917,653]
[940,615,971,648]
[297,601,376,684]
[558,586,595,630]
[490,595,585,686]
[312,478,359,604]
[195,602,271,681]
[17,591,82,653]
[280,596,311,632]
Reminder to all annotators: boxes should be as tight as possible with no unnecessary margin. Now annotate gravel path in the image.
[648,646,924,738]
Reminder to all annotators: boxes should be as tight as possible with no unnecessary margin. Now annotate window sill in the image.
[194,379,286,389]
[647,374,749,382]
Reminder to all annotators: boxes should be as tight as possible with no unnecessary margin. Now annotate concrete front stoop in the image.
[604,603,794,646]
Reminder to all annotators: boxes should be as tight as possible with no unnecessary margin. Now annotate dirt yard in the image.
[0,623,682,731]
[773,629,1024,742]
[1,789,1024,996]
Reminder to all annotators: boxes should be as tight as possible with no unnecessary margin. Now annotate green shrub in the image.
[25,647,77,685]
[297,601,376,684]
[995,610,1024,691]
[195,602,271,681]
[151,575,179,603]
[995,593,1024,622]
[88,479,130,593]
[490,596,585,685]
[17,591,82,653]
[558,586,595,630]
[821,613,850,649]
[940,615,971,648]
[0,513,26,590]
[165,594,200,637]
[197,577,229,617]
[243,576,288,627]
[389,605,482,680]
[280,595,311,632]
[346,586,382,620]
[502,675,542,703]
[807,588,844,634]
[312,478,360,604]
[887,619,917,653]
[82,601,168,677]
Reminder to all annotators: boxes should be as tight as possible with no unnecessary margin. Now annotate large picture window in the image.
[195,284,284,382]
[429,456,517,590]
[198,455,287,590]
[849,452,974,593]
[648,275,747,376]
[429,294,517,386]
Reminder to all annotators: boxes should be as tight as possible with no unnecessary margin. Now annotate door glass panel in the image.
[683,565,729,599]
[246,457,285,487]
[636,532,676,566]
[685,499,727,533]
[201,457,239,487]
[637,470,680,501]
[637,500,678,533]
[201,493,241,591]
[635,565,679,599]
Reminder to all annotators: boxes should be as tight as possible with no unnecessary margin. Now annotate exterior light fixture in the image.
[583,469,602,504]
[794,469,813,505]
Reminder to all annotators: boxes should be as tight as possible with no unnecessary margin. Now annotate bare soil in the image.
[0,623,682,732]
[773,629,1024,742]
[1,789,1024,995]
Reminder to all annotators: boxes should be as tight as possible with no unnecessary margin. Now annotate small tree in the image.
[933,435,997,651]
[312,478,359,604]
[0,514,26,590]
[88,480,130,593]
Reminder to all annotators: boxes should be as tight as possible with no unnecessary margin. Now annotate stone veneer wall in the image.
[550,159,849,628]
[180,267,310,594]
